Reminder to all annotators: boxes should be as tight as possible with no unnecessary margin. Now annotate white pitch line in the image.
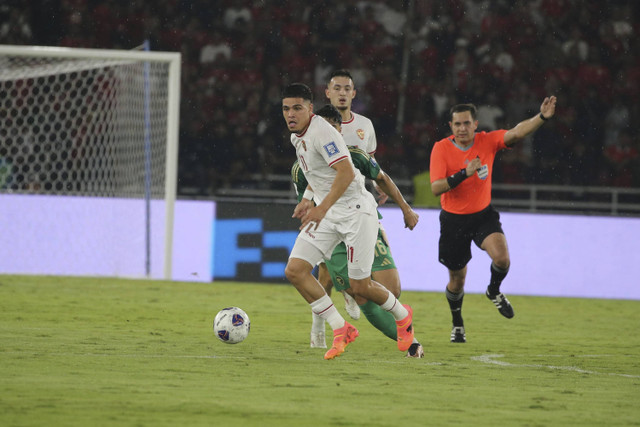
[471,354,640,378]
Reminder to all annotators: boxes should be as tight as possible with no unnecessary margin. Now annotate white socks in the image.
[311,311,325,334]
[310,294,345,330]
[380,290,409,320]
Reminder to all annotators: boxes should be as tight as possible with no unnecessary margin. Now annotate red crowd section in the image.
[3,0,639,194]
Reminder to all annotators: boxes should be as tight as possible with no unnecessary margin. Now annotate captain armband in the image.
[446,168,469,189]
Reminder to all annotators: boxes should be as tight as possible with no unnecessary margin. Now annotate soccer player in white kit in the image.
[325,70,378,156]
[282,83,415,360]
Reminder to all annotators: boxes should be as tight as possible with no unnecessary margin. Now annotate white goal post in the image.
[0,45,181,280]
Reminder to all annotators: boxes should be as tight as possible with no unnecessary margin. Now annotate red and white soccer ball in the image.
[213,307,251,344]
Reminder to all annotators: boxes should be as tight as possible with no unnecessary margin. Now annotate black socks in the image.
[487,262,509,296]
[445,287,464,327]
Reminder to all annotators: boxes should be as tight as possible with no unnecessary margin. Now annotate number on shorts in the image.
[375,239,387,256]
[347,245,354,263]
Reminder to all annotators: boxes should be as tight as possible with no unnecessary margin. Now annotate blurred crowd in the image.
[3,0,640,195]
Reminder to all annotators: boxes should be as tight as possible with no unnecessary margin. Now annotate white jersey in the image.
[290,115,376,221]
[341,112,377,155]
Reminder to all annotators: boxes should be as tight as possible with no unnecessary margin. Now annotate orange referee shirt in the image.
[430,130,508,214]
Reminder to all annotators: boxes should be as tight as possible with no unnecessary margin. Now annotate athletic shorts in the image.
[289,202,379,280]
[325,226,397,292]
[438,205,504,271]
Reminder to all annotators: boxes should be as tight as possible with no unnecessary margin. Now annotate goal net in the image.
[0,45,181,279]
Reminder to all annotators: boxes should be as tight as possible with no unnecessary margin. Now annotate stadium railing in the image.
[201,174,640,217]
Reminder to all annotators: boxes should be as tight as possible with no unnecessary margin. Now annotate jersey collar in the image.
[342,112,355,124]
[296,114,315,137]
[448,135,475,151]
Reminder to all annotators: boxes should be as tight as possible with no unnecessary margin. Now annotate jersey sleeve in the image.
[349,146,380,179]
[490,129,508,151]
[315,125,350,167]
[366,120,377,155]
[429,140,449,182]
[291,160,307,203]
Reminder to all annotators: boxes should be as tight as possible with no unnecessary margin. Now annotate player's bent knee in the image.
[285,258,311,284]
[348,278,369,296]
[492,256,510,270]
[372,269,401,297]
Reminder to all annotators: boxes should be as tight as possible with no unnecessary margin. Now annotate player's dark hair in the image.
[282,83,313,102]
[328,69,354,85]
[315,104,342,127]
[450,103,478,120]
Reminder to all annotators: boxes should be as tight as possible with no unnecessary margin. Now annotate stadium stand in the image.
[2,0,639,201]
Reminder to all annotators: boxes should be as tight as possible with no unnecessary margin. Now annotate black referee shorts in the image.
[438,205,504,271]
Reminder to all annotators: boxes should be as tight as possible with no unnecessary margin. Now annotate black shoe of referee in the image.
[450,326,466,343]
[486,288,514,319]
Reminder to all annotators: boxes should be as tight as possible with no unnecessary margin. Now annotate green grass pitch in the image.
[1,275,639,426]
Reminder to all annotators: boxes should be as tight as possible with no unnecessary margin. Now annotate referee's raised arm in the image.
[503,96,557,146]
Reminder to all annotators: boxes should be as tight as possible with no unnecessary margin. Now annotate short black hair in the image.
[315,104,342,127]
[328,69,354,84]
[282,83,313,102]
[450,103,478,120]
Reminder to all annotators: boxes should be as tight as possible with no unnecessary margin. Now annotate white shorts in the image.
[289,205,379,280]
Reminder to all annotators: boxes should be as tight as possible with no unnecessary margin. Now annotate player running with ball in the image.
[293,104,424,358]
[282,83,416,360]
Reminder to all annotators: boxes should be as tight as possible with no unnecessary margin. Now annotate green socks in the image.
[359,300,397,341]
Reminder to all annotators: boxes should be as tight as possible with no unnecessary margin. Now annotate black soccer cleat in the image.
[486,289,515,319]
[406,342,424,358]
[450,326,466,343]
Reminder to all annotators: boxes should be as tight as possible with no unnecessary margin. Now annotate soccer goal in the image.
[0,45,181,280]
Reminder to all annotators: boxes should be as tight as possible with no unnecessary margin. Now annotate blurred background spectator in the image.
[2,0,639,196]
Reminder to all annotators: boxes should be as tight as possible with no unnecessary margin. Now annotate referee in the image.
[429,96,557,343]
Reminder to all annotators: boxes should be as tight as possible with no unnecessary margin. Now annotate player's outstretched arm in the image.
[504,96,557,146]
[373,181,389,206]
[369,155,389,205]
[375,170,419,230]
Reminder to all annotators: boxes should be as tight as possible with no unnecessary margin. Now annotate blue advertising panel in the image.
[213,202,299,282]
[211,201,640,299]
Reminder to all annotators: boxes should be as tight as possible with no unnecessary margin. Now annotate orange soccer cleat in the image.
[396,304,414,352]
[324,322,359,360]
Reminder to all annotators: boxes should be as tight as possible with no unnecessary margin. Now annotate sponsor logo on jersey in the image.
[477,164,488,180]
[357,129,365,140]
[323,141,339,157]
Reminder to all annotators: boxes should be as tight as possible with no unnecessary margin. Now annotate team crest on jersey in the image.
[323,141,339,157]
[357,129,365,140]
